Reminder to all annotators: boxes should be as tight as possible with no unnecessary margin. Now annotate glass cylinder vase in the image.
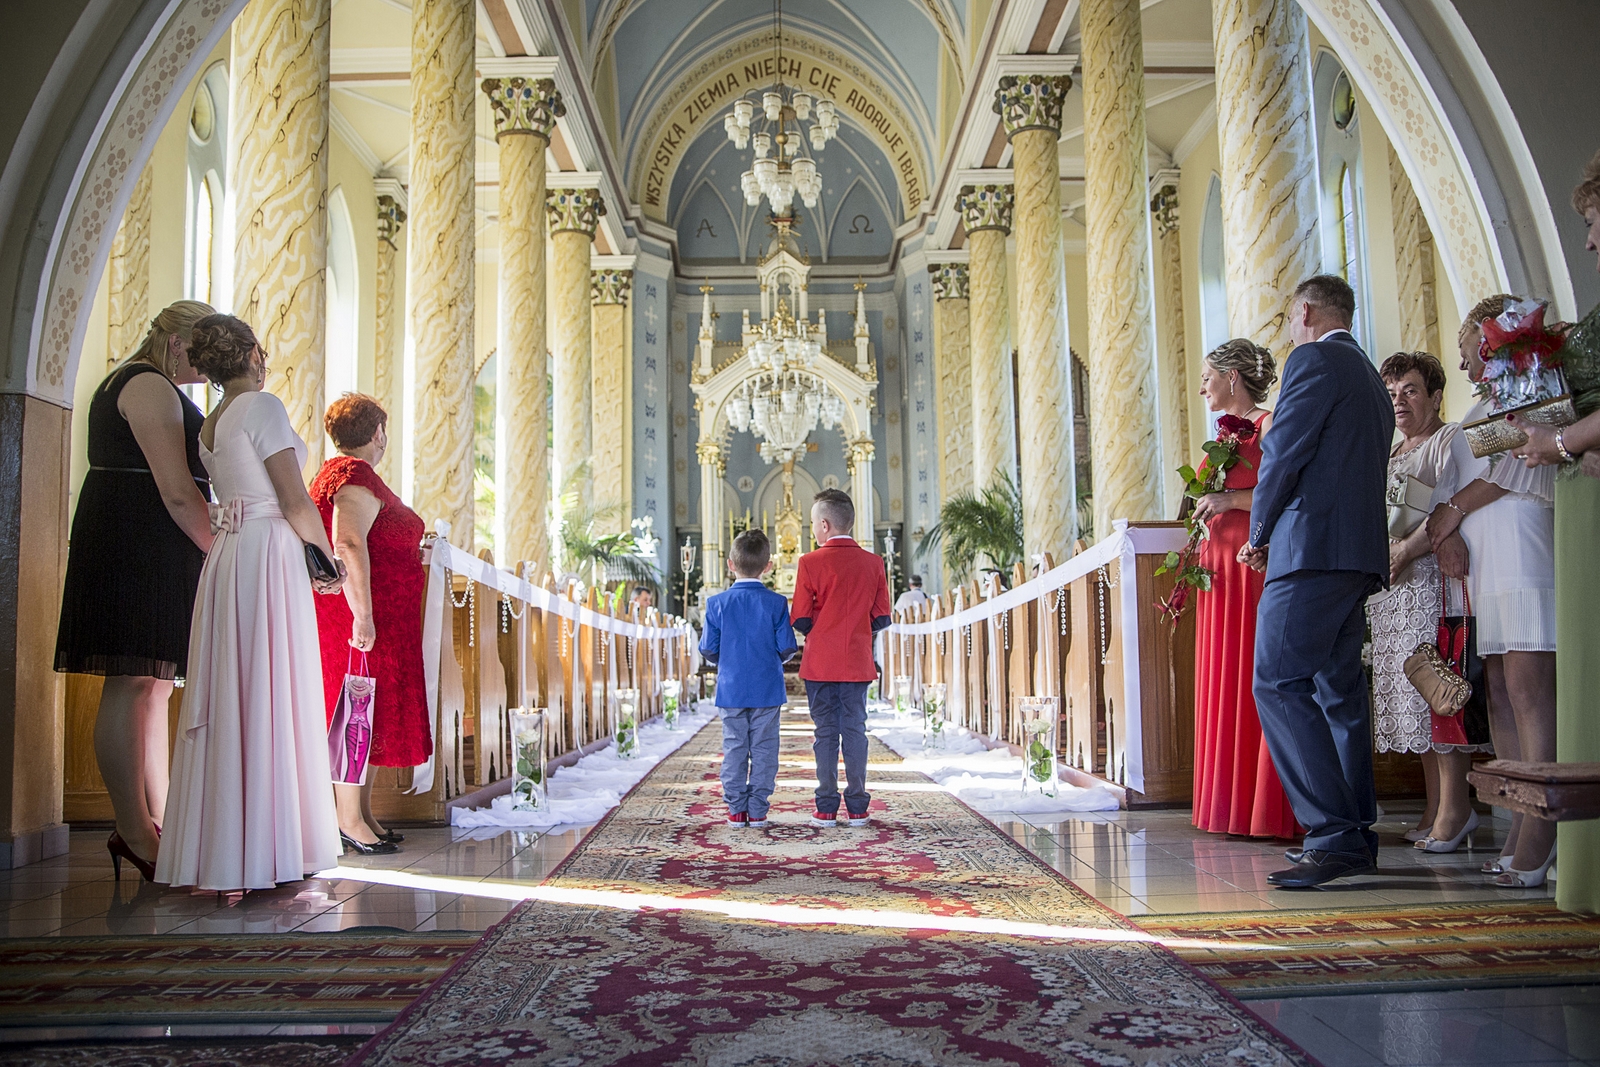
[509,708,548,811]
[1017,696,1060,797]
[613,688,641,760]
[661,679,681,731]
[922,682,947,751]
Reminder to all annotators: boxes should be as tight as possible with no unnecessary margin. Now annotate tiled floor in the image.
[2,765,1589,1064]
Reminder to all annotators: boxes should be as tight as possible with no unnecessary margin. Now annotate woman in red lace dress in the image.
[1189,339,1298,839]
[310,394,430,854]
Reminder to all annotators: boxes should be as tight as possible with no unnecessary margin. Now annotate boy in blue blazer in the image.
[699,529,798,828]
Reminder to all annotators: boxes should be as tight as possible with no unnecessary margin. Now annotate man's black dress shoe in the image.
[1267,849,1376,888]
[1284,846,1379,865]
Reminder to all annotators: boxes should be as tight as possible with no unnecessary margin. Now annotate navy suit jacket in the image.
[699,579,798,708]
[1248,330,1394,585]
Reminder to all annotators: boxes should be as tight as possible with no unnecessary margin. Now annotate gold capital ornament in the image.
[928,262,969,301]
[993,74,1073,137]
[957,184,1014,234]
[481,76,563,140]
[547,188,606,235]
[591,269,633,305]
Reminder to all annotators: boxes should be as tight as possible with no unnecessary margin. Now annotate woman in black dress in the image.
[56,300,215,880]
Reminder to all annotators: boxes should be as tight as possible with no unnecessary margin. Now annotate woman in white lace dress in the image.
[1367,353,1485,852]
[155,315,345,891]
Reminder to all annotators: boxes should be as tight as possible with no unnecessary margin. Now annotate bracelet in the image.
[1445,501,1468,520]
[1556,429,1577,464]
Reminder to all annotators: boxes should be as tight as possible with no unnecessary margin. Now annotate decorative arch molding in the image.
[1299,0,1572,317]
[24,0,249,406]
[630,31,931,225]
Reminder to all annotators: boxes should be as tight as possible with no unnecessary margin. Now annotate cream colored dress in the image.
[156,392,341,891]
[1368,423,1479,754]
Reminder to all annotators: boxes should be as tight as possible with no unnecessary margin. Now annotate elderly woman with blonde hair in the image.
[55,300,216,882]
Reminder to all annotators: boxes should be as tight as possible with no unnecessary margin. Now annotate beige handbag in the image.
[1402,643,1472,715]
[1386,473,1435,539]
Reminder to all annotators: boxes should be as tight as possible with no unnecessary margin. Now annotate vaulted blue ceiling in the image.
[577,0,963,231]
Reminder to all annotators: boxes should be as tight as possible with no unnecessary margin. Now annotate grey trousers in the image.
[806,680,871,815]
[719,705,782,820]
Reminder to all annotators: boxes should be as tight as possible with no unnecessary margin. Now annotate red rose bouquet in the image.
[1155,414,1257,625]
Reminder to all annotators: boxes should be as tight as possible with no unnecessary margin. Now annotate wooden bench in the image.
[1467,760,1600,822]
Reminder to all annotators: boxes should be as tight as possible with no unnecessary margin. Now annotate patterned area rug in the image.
[0,1038,362,1066]
[1136,900,1600,998]
[0,933,480,1025]
[351,714,1312,1066]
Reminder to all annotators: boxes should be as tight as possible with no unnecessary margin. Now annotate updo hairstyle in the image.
[1458,293,1521,347]
[127,299,214,379]
[1204,338,1278,403]
[188,314,260,385]
[325,393,388,451]
[1379,351,1447,395]
[1572,148,1600,216]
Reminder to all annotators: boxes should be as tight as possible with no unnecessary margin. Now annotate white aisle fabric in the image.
[450,701,719,831]
[865,703,1121,815]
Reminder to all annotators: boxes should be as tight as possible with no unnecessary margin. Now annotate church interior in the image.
[2,0,1600,1064]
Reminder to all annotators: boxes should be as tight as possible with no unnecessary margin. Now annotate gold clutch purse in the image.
[1403,643,1472,715]
[1460,394,1577,458]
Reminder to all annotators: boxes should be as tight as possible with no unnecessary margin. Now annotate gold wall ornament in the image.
[957,184,1014,234]
[481,76,564,140]
[993,74,1073,138]
[1150,182,1179,237]
[591,269,633,306]
[547,188,607,236]
[928,262,969,302]
[376,193,407,248]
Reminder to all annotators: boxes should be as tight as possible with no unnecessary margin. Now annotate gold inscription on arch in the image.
[636,41,927,224]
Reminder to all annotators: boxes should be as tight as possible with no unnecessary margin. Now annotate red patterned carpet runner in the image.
[1136,900,1600,998]
[0,932,479,1025]
[351,714,1312,1066]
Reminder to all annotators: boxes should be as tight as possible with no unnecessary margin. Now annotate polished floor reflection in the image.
[4,796,1592,1064]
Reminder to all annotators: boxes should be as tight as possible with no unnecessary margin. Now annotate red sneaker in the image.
[809,811,837,828]
[726,811,749,827]
[844,809,871,827]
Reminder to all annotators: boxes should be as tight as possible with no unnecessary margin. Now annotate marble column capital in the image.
[482,76,564,141]
[695,439,726,474]
[958,184,1014,235]
[377,193,407,247]
[845,434,876,474]
[1149,182,1179,236]
[547,187,606,236]
[928,262,969,301]
[993,74,1073,140]
[591,268,632,306]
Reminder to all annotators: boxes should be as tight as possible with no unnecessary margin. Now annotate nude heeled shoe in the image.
[1494,842,1557,888]
[1415,810,1479,853]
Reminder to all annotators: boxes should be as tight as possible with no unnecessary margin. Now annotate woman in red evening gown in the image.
[1189,340,1299,839]
[310,394,431,854]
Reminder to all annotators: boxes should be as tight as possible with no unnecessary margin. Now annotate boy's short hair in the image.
[812,488,854,531]
[729,529,771,577]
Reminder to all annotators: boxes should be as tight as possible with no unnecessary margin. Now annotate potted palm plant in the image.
[916,473,1025,586]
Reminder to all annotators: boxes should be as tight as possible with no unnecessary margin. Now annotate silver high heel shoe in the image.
[1493,842,1557,888]
[1415,810,1479,853]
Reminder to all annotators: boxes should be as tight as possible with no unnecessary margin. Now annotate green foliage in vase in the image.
[918,473,1024,584]
[1027,738,1054,783]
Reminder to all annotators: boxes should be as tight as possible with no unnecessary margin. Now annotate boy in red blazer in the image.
[790,489,891,827]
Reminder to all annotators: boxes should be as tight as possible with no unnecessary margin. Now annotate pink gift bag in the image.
[329,651,376,785]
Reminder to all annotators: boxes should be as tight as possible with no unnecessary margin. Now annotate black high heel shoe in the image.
[107,832,157,882]
[377,829,404,844]
[340,831,400,856]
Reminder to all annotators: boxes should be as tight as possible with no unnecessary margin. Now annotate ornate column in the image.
[696,439,725,592]
[230,0,331,469]
[996,72,1079,556]
[1150,180,1190,512]
[929,262,972,510]
[846,435,877,544]
[483,73,562,567]
[408,0,476,542]
[1211,0,1319,357]
[958,184,1015,496]
[1080,0,1162,534]
[372,187,405,484]
[1388,143,1442,357]
[547,188,605,510]
[591,268,632,530]
[107,164,153,367]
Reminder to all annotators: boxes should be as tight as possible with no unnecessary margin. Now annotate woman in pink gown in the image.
[156,316,345,891]
[1189,339,1299,839]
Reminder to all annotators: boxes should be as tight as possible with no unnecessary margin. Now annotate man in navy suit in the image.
[1239,275,1394,888]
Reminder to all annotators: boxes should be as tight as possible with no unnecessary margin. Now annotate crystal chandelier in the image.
[722,1,838,217]
[724,301,845,464]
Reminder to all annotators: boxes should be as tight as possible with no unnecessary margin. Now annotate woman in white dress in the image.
[1426,295,1559,887]
[156,315,345,891]
[1367,353,1487,853]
